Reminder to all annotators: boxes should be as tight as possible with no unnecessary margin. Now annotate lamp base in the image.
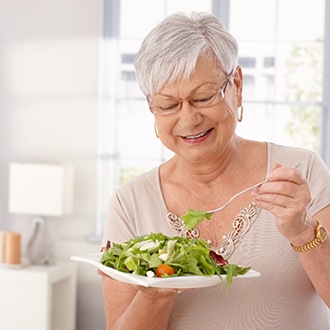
[27,216,53,264]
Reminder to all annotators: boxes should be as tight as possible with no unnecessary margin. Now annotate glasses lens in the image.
[190,92,219,108]
[150,100,180,115]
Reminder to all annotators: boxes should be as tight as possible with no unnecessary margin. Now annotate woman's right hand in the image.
[101,273,181,330]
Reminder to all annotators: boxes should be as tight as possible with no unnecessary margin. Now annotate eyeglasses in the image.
[147,71,233,116]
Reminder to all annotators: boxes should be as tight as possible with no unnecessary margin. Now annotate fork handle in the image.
[207,178,269,214]
[207,161,304,214]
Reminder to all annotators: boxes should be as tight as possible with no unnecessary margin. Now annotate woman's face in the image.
[154,55,243,164]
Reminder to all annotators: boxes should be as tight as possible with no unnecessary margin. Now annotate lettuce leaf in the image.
[181,209,212,230]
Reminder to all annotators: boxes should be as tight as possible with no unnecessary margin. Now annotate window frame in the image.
[321,0,330,165]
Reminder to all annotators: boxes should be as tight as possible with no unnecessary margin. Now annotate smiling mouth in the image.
[183,129,212,139]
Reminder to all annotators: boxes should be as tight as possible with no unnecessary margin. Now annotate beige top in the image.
[103,143,330,329]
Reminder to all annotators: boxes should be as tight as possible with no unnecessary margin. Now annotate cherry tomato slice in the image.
[156,264,175,277]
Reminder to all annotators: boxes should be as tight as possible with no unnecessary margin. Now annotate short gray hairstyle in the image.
[134,12,238,96]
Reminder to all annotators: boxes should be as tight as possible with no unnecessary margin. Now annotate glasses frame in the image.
[147,70,234,116]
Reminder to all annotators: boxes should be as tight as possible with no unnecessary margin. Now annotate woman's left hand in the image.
[252,163,315,243]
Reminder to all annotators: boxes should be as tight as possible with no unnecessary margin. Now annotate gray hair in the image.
[134,12,238,96]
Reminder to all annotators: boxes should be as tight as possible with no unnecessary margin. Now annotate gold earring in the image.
[154,122,159,138]
[238,105,244,122]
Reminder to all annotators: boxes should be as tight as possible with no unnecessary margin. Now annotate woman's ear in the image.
[233,66,243,105]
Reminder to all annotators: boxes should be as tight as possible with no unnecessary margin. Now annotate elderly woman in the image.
[101,12,330,329]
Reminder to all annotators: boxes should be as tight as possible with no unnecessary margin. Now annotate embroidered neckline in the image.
[166,203,261,259]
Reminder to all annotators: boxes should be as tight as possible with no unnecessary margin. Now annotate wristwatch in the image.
[291,221,328,252]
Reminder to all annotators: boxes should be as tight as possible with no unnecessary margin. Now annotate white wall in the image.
[0,1,105,329]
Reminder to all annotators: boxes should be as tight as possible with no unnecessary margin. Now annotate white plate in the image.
[71,253,260,288]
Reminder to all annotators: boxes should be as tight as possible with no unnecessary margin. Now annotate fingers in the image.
[252,163,312,240]
[253,180,309,209]
[252,163,311,211]
[270,162,282,171]
[266,163,306,185]
[134,285,186,298]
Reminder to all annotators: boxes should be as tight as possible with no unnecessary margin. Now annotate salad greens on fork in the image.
[181,209,212,231]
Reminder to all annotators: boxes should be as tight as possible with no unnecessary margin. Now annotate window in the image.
[264,57,275,68]
[91,0,329,241]
[239,57,256,68]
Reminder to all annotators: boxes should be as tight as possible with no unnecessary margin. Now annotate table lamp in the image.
[8,162,74,264]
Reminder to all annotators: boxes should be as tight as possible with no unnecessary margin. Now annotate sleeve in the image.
[306,151,330,216]
[101,167,167,247]
[101,190,136,247]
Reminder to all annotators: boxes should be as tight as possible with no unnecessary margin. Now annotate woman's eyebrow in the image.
[156,82,219,98]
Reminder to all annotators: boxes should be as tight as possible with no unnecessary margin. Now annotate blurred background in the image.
[0,0,329,329]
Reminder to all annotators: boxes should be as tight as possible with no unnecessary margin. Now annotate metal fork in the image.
[206,161,304,215]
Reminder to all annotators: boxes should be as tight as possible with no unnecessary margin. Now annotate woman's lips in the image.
[181,128,213,143]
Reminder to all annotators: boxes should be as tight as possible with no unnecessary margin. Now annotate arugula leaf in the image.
[181,209,212,230]
[223,264,251,287]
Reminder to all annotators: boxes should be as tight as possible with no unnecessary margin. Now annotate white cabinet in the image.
[0,261,77,330]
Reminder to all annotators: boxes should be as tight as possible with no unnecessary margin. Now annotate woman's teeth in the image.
[185,130,208,139]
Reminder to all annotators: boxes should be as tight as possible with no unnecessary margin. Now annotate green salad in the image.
[101,232,250,286]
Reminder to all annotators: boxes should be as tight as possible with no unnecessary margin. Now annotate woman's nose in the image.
[178,101,203,127]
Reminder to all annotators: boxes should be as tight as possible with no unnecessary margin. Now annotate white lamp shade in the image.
[9,163,74,216]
